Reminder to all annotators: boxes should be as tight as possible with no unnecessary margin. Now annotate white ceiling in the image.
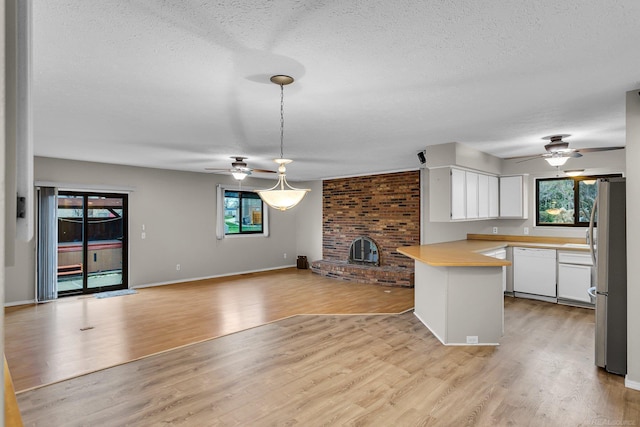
[32,1,640,181]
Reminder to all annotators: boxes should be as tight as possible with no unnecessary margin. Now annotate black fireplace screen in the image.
[348,236,380,266]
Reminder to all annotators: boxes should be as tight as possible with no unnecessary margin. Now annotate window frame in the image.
[216,185,269,239]
[223,189,264,235]
[535,174,622,227]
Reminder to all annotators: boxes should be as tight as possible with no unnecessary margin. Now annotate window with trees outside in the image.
[224,190,263,235]
[536,174,621,226]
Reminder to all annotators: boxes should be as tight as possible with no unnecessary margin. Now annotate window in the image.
[224,190,264,235]
[536,175,621,226]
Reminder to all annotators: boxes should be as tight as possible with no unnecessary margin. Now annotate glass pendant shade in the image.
[545,155,569,166]
[231,171,248,180]
[257,159,309,211]
[257,185,308,211]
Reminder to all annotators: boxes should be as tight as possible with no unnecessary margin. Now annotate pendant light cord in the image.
[279,83,285,159]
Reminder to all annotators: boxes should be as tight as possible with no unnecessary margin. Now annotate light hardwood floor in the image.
[5,268,414,392]
[7,269,640,426]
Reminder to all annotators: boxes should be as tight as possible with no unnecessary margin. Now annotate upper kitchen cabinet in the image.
[429,167,499,222]
[478,173,491,219]
[499,175,528,219]
[488,175,499,218]
[465,171,479,219]
[450,167,466,220]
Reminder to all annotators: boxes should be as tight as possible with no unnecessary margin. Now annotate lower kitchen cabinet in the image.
[557,251,594,306]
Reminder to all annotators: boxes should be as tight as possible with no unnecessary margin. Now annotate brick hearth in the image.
[310,260,414,287]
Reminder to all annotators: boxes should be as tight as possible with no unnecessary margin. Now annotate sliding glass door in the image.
[57,191,128,295]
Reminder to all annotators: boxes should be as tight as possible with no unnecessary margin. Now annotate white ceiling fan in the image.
[205,157,276,180]
[512,135,625,166]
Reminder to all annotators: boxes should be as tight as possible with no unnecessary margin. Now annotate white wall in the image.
[295,180,323,262]
[625,89,640,389]
[425,141,501,174]
[5,157,323,304]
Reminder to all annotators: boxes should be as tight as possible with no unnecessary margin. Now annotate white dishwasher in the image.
[513,247,557,301]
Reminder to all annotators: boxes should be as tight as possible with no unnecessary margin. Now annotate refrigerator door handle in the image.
[589,197,597,266]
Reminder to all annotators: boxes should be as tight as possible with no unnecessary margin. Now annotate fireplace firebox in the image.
[348,236,380,266]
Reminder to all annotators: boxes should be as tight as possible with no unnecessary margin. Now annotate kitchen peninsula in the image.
[398,235,587,346]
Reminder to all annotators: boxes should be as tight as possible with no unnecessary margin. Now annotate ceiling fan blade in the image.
[576,146,625,153]
[511,155,544,163]
[568,152,583,158]
[251,168,277,174]
[205,168,230,172]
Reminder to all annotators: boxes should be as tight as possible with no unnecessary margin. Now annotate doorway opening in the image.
[57,191,128,296]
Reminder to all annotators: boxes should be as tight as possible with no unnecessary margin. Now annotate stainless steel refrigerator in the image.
[588,177,627,375]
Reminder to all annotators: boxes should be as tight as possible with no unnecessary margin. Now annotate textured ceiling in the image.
[32,1,640,180]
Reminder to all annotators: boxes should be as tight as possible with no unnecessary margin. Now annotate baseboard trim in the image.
[625,377,640,391]
[514,292,557,304]
[4,299,36,307]
[132,264,297,289]
[3,266,299,307]
[413,311,446,345]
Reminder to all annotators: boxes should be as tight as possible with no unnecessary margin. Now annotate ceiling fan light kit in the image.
[205,156,275,180]
[231,171,249,180]
[545,153,570,166]
[512,134,623,165]
[256,75,310,211]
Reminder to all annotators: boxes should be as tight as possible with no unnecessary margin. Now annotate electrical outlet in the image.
[141,232,146,239]
[492,227,498,234]
[466,336,479,344]
[524,227,529,235]
[176,264,181,271]
[283,253,287,259]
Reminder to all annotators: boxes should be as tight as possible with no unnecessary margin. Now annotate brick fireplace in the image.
[310,171,420,287]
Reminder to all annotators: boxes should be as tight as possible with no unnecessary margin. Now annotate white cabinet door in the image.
[478,174,489,219]
[488,175,499,218]
[500,175,528,218]
[450,168,466,220]
[465,171,479,219]
[558,263,592,303]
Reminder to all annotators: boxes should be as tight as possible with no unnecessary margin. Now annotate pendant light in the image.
[257,75,310,211]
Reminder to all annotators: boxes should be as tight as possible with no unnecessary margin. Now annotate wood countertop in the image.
[398,234,590,267]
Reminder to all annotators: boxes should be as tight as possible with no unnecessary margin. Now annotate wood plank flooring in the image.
[6,268,640,426]
[15,297,640,426]
[5,268,414,392]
